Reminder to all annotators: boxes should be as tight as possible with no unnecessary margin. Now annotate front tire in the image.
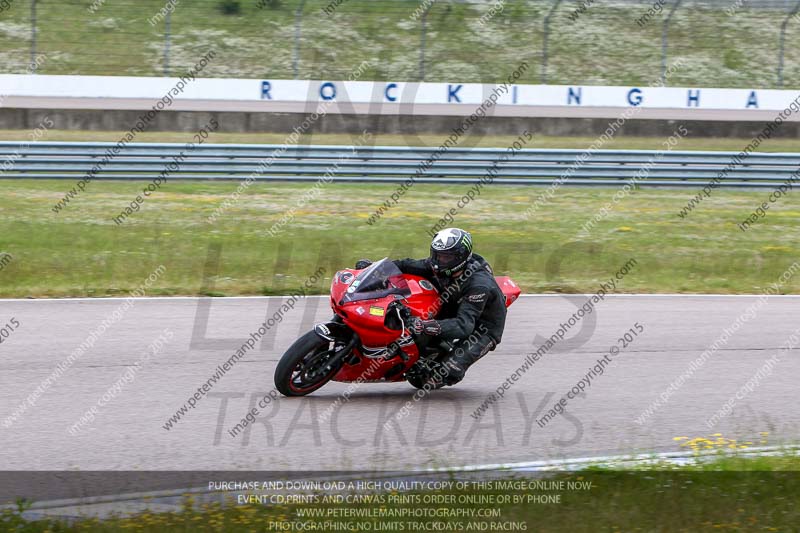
[274,331,345,397]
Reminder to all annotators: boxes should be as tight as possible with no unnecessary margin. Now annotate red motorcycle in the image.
[274,258,520,396]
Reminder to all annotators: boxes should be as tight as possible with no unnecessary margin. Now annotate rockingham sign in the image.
[1,74,799,120]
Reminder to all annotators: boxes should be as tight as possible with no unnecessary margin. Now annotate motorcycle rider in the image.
[355,228,507,386]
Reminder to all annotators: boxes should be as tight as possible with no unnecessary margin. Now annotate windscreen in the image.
[340,258,411,304]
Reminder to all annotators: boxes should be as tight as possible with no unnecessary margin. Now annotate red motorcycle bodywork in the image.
[327,262,521,383]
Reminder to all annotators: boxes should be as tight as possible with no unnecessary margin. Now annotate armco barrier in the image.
[0,142,798,188]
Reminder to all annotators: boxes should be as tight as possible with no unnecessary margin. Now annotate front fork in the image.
[313,317,360,369]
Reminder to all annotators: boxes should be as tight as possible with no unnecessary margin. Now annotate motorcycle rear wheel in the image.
[274,331,345,397]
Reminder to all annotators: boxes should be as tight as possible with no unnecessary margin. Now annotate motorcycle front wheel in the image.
[274,331,346,397]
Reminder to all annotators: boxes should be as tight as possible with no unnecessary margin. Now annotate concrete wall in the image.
[2,108,799,139]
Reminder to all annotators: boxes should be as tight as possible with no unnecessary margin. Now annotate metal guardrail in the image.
[1,142,798,188]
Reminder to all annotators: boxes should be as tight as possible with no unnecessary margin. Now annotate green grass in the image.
[4,129,800,152]
[0,0,799,87]
[3,453,799,532]
[1,176,799,298]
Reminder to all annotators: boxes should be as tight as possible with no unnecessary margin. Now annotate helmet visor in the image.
[430,249,464,271]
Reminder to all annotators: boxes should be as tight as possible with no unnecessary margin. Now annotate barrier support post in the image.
[419,2,433,81]
[541,0,563,85]
[661,0,683,85]
[293,0,306,79]
[30,0,38,73]
[777,0,800,88]
[163,9,171,77]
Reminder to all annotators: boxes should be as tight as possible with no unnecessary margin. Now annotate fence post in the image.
[661,0,683,85]
[293,0,306,79]
[777,0,800,88]
[30,0,38,72]
[419,3,433,81]
[163,9,171,76]
[541,0,562,84]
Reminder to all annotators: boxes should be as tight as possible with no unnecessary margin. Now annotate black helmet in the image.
[429,228,473,276]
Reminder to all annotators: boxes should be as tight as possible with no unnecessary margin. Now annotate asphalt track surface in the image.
[1,295,798,473]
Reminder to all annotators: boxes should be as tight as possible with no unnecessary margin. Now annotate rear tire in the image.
[274,331,345,397]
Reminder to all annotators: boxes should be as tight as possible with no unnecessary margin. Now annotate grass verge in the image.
[0,179,798,297]
[0,0,798,88]
[3,130,800,152]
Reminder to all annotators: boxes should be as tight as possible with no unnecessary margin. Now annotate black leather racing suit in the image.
[392,253,507,383]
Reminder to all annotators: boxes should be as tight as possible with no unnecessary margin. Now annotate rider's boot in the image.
[440,333,496,385]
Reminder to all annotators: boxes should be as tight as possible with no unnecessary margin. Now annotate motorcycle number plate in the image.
[369,306,385,316]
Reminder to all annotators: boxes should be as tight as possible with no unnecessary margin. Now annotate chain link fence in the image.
[0,0,798,88]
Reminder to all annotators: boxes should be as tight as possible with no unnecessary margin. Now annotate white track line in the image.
[429,444,800,473]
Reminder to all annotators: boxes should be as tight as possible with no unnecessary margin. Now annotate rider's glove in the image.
[355,259,372,269]
[411,318,442,336]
